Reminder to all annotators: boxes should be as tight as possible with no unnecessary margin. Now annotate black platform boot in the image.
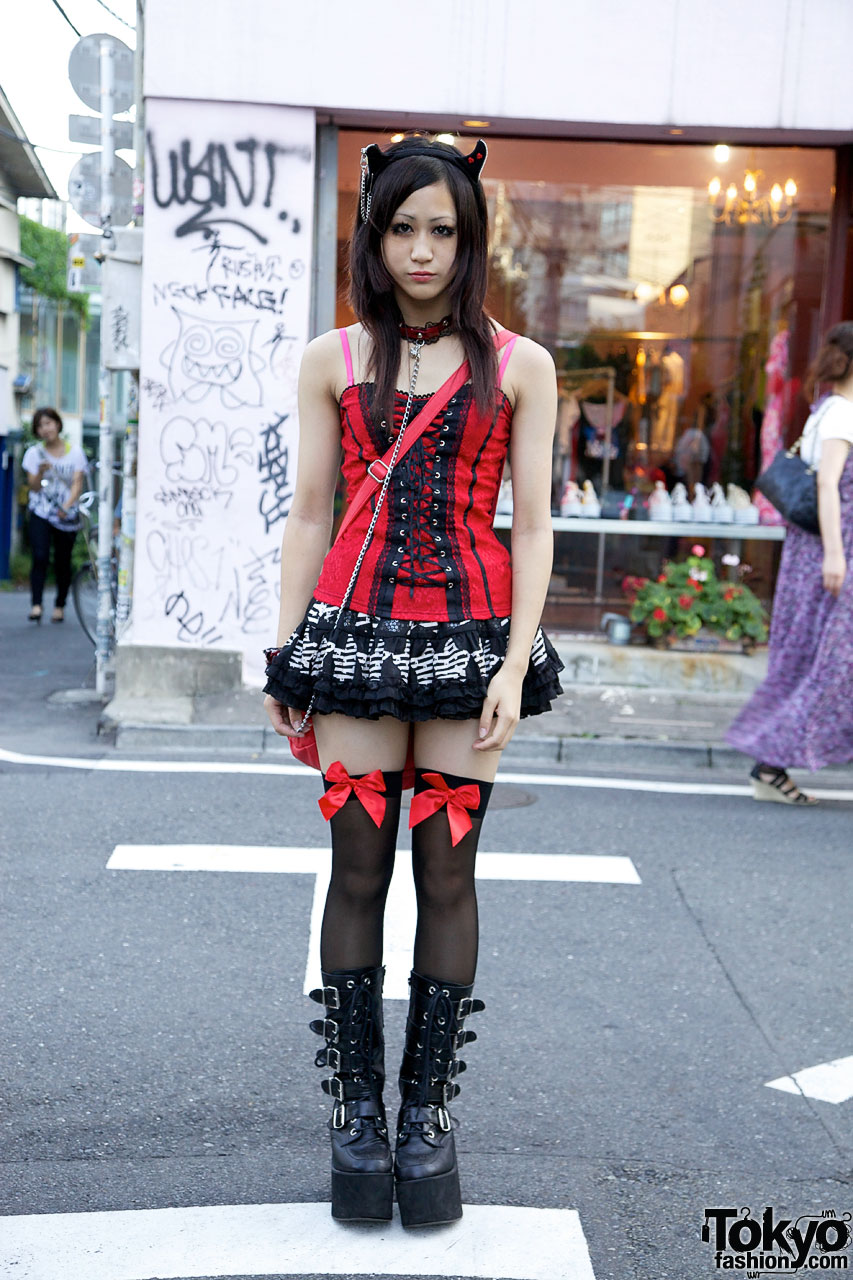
[394,970,485,1227]
[309,966,393,1222]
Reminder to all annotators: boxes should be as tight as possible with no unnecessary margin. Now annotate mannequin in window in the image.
[655,344,684,453]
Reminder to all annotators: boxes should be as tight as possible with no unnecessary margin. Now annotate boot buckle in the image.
[437,1105,451,1132]
[327,1047,341,1071]
[332,1103,346,1129]
[329,1076,345,1101]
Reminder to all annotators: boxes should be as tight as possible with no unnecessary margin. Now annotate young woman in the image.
[263,136,563,1226]
[22,407,88,623]
[727,322,853,800]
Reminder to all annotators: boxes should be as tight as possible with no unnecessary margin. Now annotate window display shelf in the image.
[493,515,786,540]
[493,513,785,603]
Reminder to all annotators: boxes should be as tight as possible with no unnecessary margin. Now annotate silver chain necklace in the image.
[291,339,425,735]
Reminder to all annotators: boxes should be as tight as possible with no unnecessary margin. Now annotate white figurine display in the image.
[495,477,513,515]
[709,482,734,523]
[727,483,760,524]
[648,479,673,522]
[691,482,713,522]
[671,482,693,522]
[581,479,601,518]
[559,479,583,517]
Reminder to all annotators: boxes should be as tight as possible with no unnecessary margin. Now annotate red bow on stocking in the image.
[409,772,481,846]
[318,762,387,828]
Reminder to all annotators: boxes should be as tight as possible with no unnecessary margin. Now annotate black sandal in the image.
[749,763,818,806]
[28,605,42,623]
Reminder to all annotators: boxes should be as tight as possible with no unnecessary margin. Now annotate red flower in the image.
[657,573,667,583]
[687,578,700,591]
[678,594,694,609]
[691,544,706,556]
[723,589,736,602]
[652,607,667,622]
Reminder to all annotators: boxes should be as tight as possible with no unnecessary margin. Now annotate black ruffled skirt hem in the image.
[263,599,564,722]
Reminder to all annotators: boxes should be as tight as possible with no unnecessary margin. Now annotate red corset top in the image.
[313,379,515,621]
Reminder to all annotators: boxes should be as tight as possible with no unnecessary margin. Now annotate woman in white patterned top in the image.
[22,407,88,623]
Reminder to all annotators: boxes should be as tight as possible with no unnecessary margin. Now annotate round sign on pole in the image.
[68,153,134,228]
[69,32,135,114]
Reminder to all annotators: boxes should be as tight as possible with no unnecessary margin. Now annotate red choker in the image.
[398,315,453,344]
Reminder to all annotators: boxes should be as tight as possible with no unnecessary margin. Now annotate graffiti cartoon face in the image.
[161,308,265,407]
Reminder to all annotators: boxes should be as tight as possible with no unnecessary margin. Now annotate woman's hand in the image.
[822,550,847,598]
[473,667,523,752]
[264,695,311,738]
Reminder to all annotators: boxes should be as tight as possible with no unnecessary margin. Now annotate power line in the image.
[48,0,81,37]
[0,124,88,156]
[93,0,135,29]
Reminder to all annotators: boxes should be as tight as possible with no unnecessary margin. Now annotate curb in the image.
[112,720,746,770]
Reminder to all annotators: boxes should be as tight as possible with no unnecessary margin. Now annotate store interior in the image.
[335,132,835,633]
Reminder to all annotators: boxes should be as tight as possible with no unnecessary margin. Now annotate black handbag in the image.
[755,445,819,534]
[755,401,831,535]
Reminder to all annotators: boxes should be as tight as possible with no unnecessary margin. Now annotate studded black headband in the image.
[359,138,488,223]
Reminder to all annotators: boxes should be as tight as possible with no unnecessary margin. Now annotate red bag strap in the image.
[337,329,515,540]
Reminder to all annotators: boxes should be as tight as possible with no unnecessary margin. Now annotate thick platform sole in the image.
[331,1167,394,1222]
[395,1166,463,1227]
[750,778,818,805]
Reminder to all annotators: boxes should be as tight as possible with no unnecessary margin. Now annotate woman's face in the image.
[381,180,458,310]
[36,416,61,445]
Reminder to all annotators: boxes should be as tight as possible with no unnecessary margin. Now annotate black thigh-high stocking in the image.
[319,769,403,973]
[410,769,494,986]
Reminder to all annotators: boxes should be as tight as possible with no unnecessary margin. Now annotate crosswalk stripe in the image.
[765,1054,853,1104]
[0,1201,596,1279]
[107,845,641,999]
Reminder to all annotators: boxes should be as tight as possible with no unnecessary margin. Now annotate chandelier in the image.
[708,169,797,226]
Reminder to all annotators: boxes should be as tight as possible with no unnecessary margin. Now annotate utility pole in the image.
[68,30,135,692]
[95,35,116,695]
[115,0,144,639]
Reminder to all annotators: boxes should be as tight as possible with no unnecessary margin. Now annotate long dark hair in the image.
[348,139,497,426]
[804,321,853,403]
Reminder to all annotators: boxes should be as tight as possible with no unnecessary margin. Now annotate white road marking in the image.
[0,1201,596,1280]
[5,742,853,799]
[765,1054,853,1104]
[108,845,641,1000]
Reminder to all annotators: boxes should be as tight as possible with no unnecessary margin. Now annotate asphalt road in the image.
[1,589,851,1279]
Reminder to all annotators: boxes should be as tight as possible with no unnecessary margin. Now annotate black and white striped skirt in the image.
[263,599,564,722]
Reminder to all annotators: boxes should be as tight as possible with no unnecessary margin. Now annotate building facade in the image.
[130,0,853,682]
[0,87,56,577]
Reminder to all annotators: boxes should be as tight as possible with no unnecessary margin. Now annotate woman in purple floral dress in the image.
[727,323,853,803]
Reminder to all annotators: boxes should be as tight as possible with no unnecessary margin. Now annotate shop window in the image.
[33,297,59,407]
[60,309,80,414]
[334,132,833,628]
[84,302,101,422]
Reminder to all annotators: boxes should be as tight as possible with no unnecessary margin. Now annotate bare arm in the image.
[26,459,50,491]
[264,332,343,734]
[818,436,851,597]
[475,339,558,751]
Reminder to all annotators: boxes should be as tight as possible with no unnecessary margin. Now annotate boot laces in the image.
[317,975,378,1088]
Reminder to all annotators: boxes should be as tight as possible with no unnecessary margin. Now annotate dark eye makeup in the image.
[390,221,457,236]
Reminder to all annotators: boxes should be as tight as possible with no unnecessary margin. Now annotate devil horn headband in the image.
[359,138,488,222]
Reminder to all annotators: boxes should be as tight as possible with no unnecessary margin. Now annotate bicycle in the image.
[71,491,118,644]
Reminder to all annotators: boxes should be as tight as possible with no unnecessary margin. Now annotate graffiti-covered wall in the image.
[133,101,314,685]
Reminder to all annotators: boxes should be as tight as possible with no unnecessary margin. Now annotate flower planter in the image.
[652,629,754,655]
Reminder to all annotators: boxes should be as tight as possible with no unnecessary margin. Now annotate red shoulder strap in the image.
[336,329,514,541]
